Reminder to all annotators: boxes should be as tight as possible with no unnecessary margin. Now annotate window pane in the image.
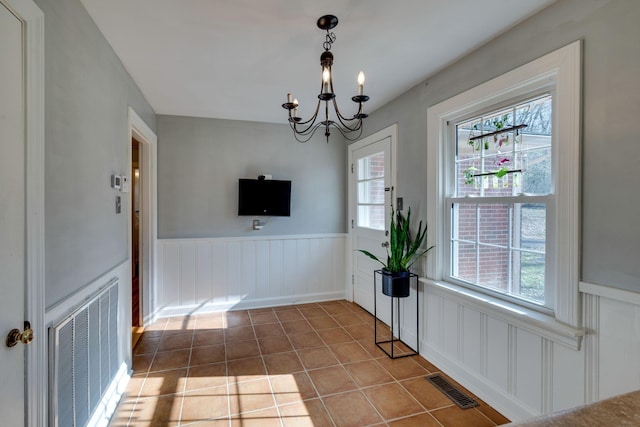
[358,179,384,204]
[455,95,552,198]
[451,241,477,283]
[456,157,482,196]
[521,147,551,195]
[478,245,509,292]
[514,251,545,303]
[511,203,545,304]
[478,204,509,247]
[451,202,546,304]
[358,152,384,180]
[454,204,477,241]
[513,203,546,251]
[358,205,385,230]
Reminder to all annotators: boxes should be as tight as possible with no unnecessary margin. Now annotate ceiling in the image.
[80,0,556,124]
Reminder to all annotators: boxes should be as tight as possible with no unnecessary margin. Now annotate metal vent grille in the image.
[426,374,479,409]
[49,279,119,427]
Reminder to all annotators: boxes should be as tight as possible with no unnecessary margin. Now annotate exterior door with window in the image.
[351,135,392,322]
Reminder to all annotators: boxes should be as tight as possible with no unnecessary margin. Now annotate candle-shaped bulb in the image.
[293,99,299,117]
[322,67,330,93]
[287,93,292,103]
[357,71,365,95]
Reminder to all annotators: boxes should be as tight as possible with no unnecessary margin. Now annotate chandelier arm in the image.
[330,122,364,142]
[289,99,322,130]
[328,119,363,136]
[331,98,366,128]
[292,122,325,143]
[334,113,363,131]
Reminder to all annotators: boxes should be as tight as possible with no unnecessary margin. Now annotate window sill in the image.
[419,277,585,350]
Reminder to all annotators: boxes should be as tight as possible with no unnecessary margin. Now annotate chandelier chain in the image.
[323,31,336,51]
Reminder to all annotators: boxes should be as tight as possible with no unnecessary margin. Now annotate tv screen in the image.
[238,179,291,217]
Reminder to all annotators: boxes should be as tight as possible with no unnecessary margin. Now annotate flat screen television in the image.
[238,178,291,217]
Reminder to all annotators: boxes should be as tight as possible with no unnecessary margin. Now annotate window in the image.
[451,95,552,308]
[427,41,581,330]
[357,151,386,230]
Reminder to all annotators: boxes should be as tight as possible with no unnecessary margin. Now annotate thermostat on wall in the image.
[111,174,122,190]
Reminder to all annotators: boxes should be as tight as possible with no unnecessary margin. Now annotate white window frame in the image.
[426,41,583,343]
[448,94,554,312]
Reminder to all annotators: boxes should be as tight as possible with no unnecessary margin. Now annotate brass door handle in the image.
[6,321,34,348]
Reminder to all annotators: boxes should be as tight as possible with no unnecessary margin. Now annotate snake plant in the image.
[359,207,433,273]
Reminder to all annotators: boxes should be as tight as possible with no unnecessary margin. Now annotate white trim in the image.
[579,281,640,306]
[155,291,347,318]
[426,41,582,328]
[582,291,600,404]
[347,124,398,302]
[2,0,46,425]
[128,107,158,327]
[160,233,347,244]
[44,261,129,326]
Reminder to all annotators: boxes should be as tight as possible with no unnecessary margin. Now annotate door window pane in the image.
[357,151,386,230]
[358,152,384,180]
[358,205,385,230]
[357,179,385,204]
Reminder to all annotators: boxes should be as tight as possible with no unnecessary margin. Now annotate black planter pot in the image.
[381,270,411,298]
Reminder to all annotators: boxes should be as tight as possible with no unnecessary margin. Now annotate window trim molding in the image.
[426,40,581,329]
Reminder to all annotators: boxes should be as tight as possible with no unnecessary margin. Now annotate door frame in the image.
[127,107,158,329]
[2,0,46,425]
[347,124,398,303]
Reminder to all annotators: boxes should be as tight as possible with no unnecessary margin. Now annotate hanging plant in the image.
[463,166,478,185]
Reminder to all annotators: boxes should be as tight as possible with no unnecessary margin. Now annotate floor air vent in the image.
[426,374,479,409]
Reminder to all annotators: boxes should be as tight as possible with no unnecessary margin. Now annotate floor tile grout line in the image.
[251,306,286,427]
[274,305,340,427]
[126,318,168,427]
[174,315,201,426]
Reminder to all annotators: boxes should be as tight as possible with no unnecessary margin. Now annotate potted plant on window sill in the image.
[359,208,433,297]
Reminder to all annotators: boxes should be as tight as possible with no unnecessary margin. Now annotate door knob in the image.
[6,321,34,348]
[381,242,389,248]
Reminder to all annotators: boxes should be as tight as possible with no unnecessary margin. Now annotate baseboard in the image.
[421,344,538,422]
[155,290,347,318]
[89,362,130,427]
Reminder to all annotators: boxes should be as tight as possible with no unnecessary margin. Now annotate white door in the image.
[351,134,393,323]
[0,1,27,425]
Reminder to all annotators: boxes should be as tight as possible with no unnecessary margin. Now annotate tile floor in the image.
[109,300,510,427]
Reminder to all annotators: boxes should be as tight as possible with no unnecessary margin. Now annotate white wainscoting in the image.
[412,278,640,422]
[156,234,347,317]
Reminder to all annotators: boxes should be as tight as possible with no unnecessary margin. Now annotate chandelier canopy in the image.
[282,15,369,143]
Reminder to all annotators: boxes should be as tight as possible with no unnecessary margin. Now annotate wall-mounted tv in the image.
[238,178,291,217]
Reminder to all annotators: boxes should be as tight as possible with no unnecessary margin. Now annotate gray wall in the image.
[360,0,640,292]
[37,0,156,308]
[157,115,346,238]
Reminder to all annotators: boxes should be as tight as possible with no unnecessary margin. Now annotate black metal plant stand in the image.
[373,269,420,359]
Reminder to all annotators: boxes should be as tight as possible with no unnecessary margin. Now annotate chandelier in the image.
[282,15,369,143]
